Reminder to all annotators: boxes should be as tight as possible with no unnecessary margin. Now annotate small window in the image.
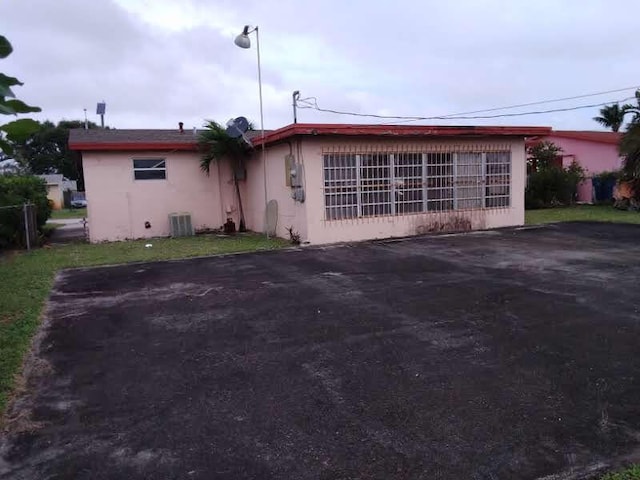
[323,154,358,220]
[133,159,166,180]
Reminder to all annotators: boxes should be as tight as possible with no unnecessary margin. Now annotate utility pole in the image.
[292,91,300,124]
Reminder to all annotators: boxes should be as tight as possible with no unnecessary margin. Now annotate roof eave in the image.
[69,142,199,152]
[252,124,553,147]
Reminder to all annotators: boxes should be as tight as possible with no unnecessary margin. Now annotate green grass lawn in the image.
[0,234,287,419]
[525,205,640,225]
[50,208,87,220]
[601,465,640,480]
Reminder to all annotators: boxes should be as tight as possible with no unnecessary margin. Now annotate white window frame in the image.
[133,158,167,181]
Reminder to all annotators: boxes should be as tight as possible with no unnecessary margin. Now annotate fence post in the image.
[23,203,31,251]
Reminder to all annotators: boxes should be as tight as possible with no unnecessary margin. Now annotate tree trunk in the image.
[234,172,246,232]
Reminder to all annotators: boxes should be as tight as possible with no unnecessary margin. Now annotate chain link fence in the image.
[0,203,38,250]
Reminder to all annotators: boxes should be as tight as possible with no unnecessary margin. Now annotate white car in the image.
[70,197,87,208]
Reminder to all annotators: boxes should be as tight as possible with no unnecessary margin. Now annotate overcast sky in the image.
[3,0,639,131]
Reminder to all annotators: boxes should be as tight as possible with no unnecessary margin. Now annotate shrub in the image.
[600,464,640,480]
[594,170,620,181]
[526,161,585,209]
[0,174,51,248]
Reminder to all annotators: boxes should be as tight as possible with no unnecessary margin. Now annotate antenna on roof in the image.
[96,101,106,128]
[292,91,300,124]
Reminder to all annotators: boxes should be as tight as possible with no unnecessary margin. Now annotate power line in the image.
[296,96,637,121]
[440,85,640,117]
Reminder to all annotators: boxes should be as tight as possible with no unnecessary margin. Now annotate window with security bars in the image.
[323,150,511,220]
[425,153,454,212]
[323,154,358,220]
[485,152,511,208]
[395,153,423,214]
[133,158,166,180]
[360,154,392,217]
[455,152,483,209]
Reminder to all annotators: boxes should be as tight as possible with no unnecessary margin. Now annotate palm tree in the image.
[619,92,640,199]
[593,103,633,132]
[198,121,251,232]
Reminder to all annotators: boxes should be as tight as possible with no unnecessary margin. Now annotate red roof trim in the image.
[70,142,198,152]
[253,123,552,146]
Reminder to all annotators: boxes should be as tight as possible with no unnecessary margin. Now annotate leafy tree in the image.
[527,141,563,172]
[12,119,99,191]
[198,121,252,231]
[0,175,50,248]
[0,35,41,155]
[593,103,633,132]
[619,91,640,198]
[624,90,640,124]
[526,141,585,208]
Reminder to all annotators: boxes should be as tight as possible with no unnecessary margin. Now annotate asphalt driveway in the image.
[2,223,640,479]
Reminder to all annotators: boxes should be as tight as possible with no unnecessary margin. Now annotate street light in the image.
[234,25,268,236]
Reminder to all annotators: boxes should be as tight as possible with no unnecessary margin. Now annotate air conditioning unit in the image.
[169,213,194,237]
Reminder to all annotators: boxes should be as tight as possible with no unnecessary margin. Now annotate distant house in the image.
[69,123,550,244]
[38,174,77,210]
[527,130,623,203]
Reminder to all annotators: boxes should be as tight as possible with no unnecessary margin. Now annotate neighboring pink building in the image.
[70,124,550,244]
[528,130,623,203]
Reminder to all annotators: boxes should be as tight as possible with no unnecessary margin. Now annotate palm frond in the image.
[593,103,631,132]
[198,120,251,174]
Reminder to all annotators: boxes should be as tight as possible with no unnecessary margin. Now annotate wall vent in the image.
[169,213,194,237]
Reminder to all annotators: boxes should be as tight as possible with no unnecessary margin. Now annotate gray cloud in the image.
[3,0,639,131]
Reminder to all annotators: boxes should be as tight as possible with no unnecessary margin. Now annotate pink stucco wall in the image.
[542,135,622,203]
[83,151,238,242]
[299,137,526,244]
[83,136,527,245]
[239,136,526,245]
[241,143,308,240]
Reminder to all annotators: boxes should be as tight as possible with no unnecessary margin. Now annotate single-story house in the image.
[37,174,78,210]
[69,123,550,244]
[527,130,623,203]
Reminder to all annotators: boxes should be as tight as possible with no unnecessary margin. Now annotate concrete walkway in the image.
[47,218,87,244]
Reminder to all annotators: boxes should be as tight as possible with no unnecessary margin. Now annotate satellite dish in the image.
[225,116,250,138]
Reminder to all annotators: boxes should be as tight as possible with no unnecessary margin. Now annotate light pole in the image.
[234,25,269,236]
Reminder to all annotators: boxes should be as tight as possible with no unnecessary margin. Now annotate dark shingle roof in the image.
[69,128,269,151]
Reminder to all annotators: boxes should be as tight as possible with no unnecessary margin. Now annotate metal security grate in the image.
[425,152,454,212]
[322,145,512,221]
[323,154,358,221]
[395,153,423,214]
[485,152,511,208]
[456,152,483,210]
[360,153,391,217]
